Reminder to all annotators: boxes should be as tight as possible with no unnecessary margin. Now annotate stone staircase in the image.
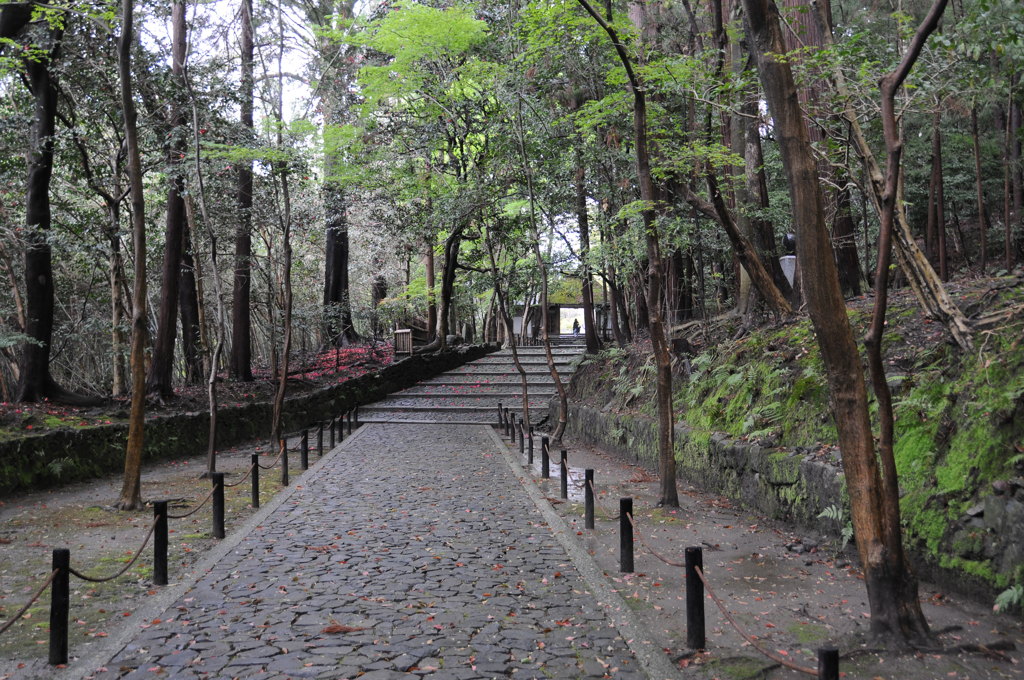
[358,339,586,424]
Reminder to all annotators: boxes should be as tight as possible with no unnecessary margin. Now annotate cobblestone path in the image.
[82,423,650,680]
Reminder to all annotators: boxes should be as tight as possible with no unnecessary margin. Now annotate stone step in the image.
[416,379,566,386]
[361,401,549,413]
[397,386,556,396]
[389,391,554,400]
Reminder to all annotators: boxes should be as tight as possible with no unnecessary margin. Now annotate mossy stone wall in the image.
[559,402,843,527]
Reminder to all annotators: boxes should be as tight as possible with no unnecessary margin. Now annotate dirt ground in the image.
[0,431,315,679]
[537,435,1024,679]
[1,423,1021,680]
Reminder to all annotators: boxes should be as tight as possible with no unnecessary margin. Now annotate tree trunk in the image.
[13,11,76,404]
[1003,88,1015,271]
[833,179,862,297]
[108,204,127,397]
[971,105,990,273]
[485,234,533,429]
[271,8,293,448]
[578,0,677,507]
[746,0,930,643]
[230,0,254,382]
[425,239,437,342]
[574,149,601,353]
[179,217,203,384]
[322,187,356,347]
[927,108,948,280]
[116,0,148,511]
[146,0,187,399]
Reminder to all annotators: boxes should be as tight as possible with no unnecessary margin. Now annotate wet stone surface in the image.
[85,424,641,679]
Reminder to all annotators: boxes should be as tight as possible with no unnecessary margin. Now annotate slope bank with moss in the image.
[560,278,1024,601]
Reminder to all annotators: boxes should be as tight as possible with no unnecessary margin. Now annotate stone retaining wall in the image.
[558,402,843,527]
[0,344,498,495]
[557,399,1024,599]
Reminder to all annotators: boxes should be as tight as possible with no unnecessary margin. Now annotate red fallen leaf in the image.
[321,624,366,634]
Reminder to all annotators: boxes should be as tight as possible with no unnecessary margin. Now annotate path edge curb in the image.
[484,426,687,680]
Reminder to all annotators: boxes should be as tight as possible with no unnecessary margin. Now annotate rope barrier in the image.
[68,518,159,584]
[0,569,59,639]
[166,487,216,520]
[587,479,621,520]
[694,565,818,676]
[257,441,287,471]
[223,462,256,488]
[626,511,688,568]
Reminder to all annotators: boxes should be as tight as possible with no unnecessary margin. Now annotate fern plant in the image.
[818,503,854,550]
[994,584,1023,613]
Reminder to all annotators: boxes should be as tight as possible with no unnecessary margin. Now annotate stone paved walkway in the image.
[77,422,661,680]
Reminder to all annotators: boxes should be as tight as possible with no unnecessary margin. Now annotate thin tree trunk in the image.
[574,148,601,353]
[578,0,677,507]
[146,0,188,399]
[971,105,990,273]
[1003,87,1015,271]
[927,108,948,280]
[109,206,127,396]
[116,0,148,511]
[231,0,254,381]
[484,235,532,429]
[179,217,203,384]
[271,9,293,448]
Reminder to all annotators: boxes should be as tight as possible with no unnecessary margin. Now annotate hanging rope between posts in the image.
[693,565,818,676]
[166,487,216,520]
[0,569,59,639]
[588,479,620,520]
[68,518,159,584]
[257,441,288,470]
[224,462,257,488]
[626,511,688,568]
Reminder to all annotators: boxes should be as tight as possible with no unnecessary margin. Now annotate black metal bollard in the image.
[685,546,706,649]
[49,549,70,665]
[818,647,839,680]
[338,413,345,442]
[519,422,525,455]
[510,415,517,443]
[584,469,595,529]
[317,424,323,456]
[504,408,511,437]
[528,428,534,464]
[281,441,290,487]
[560,450,568,499]
[251,453,260,509]
[497,402,504,427]
[541,437,550,479]
[330,418,336,447]
[347,409,354,435]
[212,472,225,539]
[300,430,309,470]
[620,498,634,573]
[153,501,168,586]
